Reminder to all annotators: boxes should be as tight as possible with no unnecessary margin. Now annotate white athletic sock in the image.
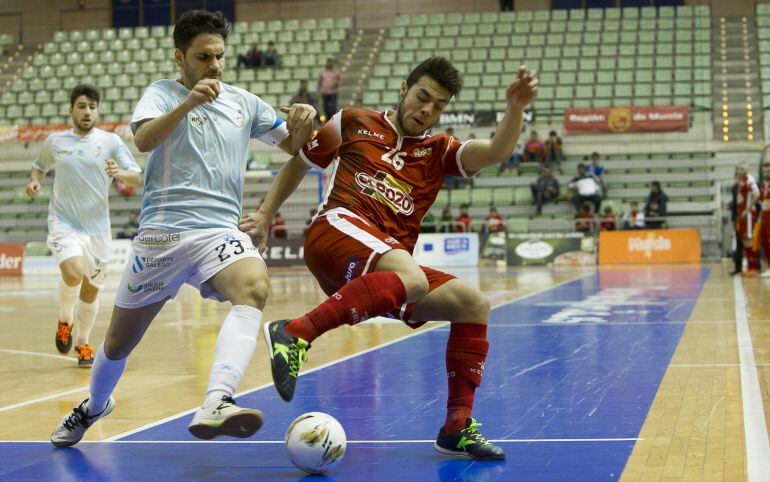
[74,298,99,347]
[202,305,263,407]
[59,279,81,324]
[86,343,128,414]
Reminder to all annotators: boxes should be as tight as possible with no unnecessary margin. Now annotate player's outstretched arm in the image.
[105,159,142,187]
[134,79,220,152]
[239,155,310,251]
[25,168,45,199]
[458,66,538,173]
[277,103,317,155]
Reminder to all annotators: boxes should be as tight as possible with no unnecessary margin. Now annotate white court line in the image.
[670,363,770,368]
[733,276,770,481]
[0,348,77,363]
[0,386,89,414]
[106,273,595,442]
[4,437,642,444]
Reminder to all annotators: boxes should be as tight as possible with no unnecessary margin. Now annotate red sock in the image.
[286,272,407,343]
[746,247,759,270]
[444,322,489,434]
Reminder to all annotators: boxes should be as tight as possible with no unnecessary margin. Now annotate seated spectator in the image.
[600,206,617,231]
[644,181,668,229]
[439,206,455,233]
[575,202,596,235]
[235,42,261,70]
[116,211,140,240]
[262,41,280,67]
[531,167,560,215]
[421,211,437,233]
[568,163,602,213]
[290,80,318,108]
[522,130,546,165]
[622,201,646,229]
[456,203,472,232]
[587,151,606,196]
[485,206,506,233]
[544,130,564,174]
[270,211,287,238]
[303,208,318,237]
[496,130,522,176]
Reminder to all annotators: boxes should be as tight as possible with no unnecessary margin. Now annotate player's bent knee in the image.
[230,275,269,309]
[459,289,490,324]
[399,271,429,302]
[103,335,132,360]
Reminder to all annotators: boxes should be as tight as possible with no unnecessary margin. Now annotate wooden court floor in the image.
[0,263,768,481]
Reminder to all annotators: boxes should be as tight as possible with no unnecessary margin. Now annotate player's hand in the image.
[280,104,316,134]
[105,159,120,178]
[239,211,270,253]
[25,180,40,199]
[506,65,538,110]
[186,79,220,109]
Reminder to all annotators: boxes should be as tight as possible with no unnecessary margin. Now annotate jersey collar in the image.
[382,109,428,139]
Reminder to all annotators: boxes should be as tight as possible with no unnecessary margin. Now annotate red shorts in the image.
[304,209,455,328]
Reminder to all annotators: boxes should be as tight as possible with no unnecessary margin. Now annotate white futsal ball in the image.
[285,412,347,474]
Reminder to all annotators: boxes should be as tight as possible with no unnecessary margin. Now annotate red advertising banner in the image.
[0,243,25,275]
[563,105,689,135]
[0,122,131,143]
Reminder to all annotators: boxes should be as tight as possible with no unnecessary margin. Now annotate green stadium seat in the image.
[514,187,533,205]
[506,218,529,234]
[451,189,471,206]
[472,188,493,206]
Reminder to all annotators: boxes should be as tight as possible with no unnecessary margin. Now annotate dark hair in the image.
[70,84,100,106]
[651,180,661,191]
[173,10,229,52]
[591,151,600,159]
[406,57,463,97]
[549,130,557,136]
[578,162,586,169]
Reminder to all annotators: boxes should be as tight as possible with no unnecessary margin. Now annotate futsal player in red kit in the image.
[241,58,538,460]
[736,162,760,274]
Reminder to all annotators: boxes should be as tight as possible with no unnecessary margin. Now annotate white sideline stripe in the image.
[670,363,770,368]
[5,437,642,444]
[733,276,770,481]
[106,273,594,442]
[327,216,391,254]
[0,386,89,414]
[0,348,77,363]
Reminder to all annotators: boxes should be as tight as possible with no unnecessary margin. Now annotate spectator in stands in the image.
[568,163,602,213]
[303,208,318,237]
[544,130,564,174]
[421,211,437,233]
[456,203,472,232]
[317,57,342,120]
[730,168,744,275]
[290,80,318,116]
[235,42,261,70]
[522,130,546,166]
[644,181,668,229]
[586,151,606,195]
[531,167,560,215]
[575,202,595,235]
[600,206,616,231]
[116,211,140,240]
[500,0,513,11]
[443,128,463,188]
[270,211,287,238]
[622,201,645,230]
[485,206,506,233]
[439,206,455,233]
[262,41,280,67]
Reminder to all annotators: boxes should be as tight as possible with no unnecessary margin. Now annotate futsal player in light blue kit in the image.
[26,84,142,367]
[51,10,316,446]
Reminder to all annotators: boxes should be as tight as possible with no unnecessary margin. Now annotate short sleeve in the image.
[251,96,289,147]
[111,134,141,172]
[298,110,342,170]
[32,135,55,173]
[440,135,475,178]
[131,83,172,134]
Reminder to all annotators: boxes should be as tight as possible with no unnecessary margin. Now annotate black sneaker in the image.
[263,320,310,402]
[434,418,506,460]
[56,321,73,354]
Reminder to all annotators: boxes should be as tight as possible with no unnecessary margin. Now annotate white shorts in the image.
[46,224,109,289]
[114,228,264,309]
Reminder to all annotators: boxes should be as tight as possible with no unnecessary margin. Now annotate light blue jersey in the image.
[33,128,140,236]
[131,79,289,231]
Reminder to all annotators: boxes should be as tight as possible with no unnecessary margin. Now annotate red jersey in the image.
[300,108,471,252]
[486,214,506,232]
[738,174,759,215]
[760,181,770,221]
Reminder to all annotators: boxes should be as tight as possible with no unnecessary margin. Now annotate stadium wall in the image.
[0,0,111,45]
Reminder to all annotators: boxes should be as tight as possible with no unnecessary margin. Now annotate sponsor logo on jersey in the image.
[306,139,319,151]
[187,112,209,127]
[444,237,470,254]
[412,147,432,158]
[357,129,385,140]
[131,255,174,273]
[354,171,415,216]
[137,233,181,249]
[233,109,246,127]
[127,281,165,294]
[93,146,102,157]
[224,234,237,243]
[344,256,359,283]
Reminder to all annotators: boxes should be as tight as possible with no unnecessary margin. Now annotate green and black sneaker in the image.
[434,418,506,460]
[263,320,310,402]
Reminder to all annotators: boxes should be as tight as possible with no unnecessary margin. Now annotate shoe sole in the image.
[433,442,506,461]
[188,409,264,440]
[263,321,294,402]
[51,399,115,448]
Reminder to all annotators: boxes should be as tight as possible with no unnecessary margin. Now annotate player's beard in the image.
[395,99,426,137]
[73,117,94,134]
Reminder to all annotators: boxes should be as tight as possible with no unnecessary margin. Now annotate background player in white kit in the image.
[50,10,315,446]
[26,84,142,367]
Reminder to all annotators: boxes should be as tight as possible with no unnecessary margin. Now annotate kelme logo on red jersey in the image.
[355,171,414,216]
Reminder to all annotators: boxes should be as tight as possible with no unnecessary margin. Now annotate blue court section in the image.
[0,267,709,481]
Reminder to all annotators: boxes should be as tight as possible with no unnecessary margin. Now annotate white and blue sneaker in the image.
[188,395,264,440]
[51,397,115,447]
